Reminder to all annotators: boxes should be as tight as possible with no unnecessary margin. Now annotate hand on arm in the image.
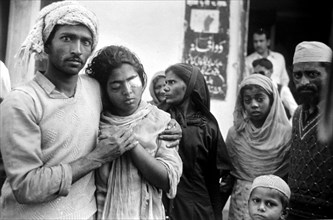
[158,119,182,148]
[70,129,137,183]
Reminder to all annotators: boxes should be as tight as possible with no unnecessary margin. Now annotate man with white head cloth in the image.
[0,2,120,219]
[0,2,183,219]
[287,41,333,219]
[0,2,182,219]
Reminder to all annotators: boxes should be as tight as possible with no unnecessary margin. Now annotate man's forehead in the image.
[253,33,267,39]
[293,62,322,71]
[55,25,92,37]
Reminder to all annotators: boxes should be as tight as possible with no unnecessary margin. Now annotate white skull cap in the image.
[293,41,332,64]
[250,174,291,199]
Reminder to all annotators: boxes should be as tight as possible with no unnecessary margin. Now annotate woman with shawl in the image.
[226,74,291,220]
[86,45,183,219]
[161,63,232,220]
[148,71,166,106]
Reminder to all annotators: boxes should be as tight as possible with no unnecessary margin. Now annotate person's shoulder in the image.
[79,73,100,89]
[1,81,37,109]
[245,52,260,65]
[12,79,39,96]
[246,51,260,59]
[80,73,98,83]
[269,50,285,59]
[150,103,170,120]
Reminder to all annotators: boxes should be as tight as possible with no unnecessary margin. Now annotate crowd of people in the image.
[0,1,332,220]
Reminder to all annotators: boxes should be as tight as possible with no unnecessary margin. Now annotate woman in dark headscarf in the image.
[162,63,232,220]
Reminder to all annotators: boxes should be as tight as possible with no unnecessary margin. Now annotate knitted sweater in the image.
[288,106,333,218]
[0,73,102,219]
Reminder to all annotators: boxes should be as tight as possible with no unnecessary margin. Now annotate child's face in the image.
[249,187,285,220]
[106,63,143,116]
[243,86,271,128]
[253,65,273,78]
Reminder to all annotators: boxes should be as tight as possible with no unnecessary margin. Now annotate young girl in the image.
[248,174,290,220]
[86,45,183,219]
[162,63,232,220]
[226,74,291,220]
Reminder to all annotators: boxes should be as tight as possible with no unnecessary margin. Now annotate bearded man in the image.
[287,41,333,219]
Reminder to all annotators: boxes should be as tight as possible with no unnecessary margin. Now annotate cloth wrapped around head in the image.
[161,63,214,127]
[17,1,99,72]
[293,41,332,64]
[227,74,291,181]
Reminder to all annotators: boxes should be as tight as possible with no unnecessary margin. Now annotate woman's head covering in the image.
[227,74,291,181]
[149,71,165,105]
[293,41,332,64]
[17,1,99,75]
[163,63,211,126]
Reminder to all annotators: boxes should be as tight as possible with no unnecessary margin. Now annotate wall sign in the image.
[183,0,230,100]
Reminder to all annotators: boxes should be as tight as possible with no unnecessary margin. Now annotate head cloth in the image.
[17,1,99,73]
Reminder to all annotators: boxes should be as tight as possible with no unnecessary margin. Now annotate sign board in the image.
[183,0,230,100]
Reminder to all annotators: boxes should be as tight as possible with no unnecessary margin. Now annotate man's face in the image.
[253,33,270,55]
[45,25,93,76]
[292,62,328,106]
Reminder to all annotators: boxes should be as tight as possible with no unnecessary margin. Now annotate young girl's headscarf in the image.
[227,74,291,180]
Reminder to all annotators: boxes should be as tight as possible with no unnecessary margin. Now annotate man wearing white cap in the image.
[0,1,181,219]
[287,41,333,219]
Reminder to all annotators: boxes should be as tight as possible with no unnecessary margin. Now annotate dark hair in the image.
[253,27,270,39]
[86,45,147,110]
[240,84,273,107]
[252,58,273,70]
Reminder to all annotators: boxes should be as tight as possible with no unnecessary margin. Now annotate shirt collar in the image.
[34,72,73,99]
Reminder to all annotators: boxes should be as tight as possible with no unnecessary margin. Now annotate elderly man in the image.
[0,2,181,219]
[287,41,333,219]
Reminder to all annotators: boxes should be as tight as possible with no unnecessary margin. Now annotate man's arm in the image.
[70,130,136,183]
[0,92,135,204]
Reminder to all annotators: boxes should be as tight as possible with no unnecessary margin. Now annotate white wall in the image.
[77,0,244,138]
[78,0,185,100]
